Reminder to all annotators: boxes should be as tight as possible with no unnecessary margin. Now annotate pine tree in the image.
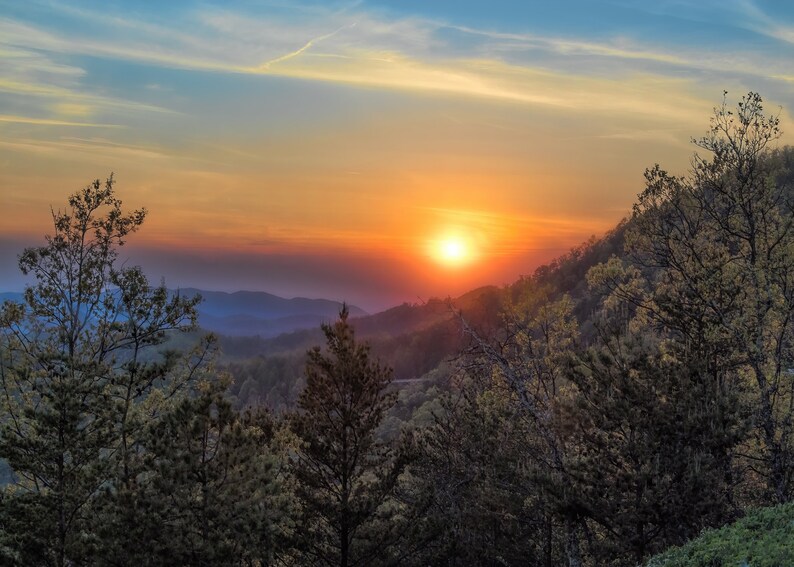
[98,376,290,566]
[562,330,745,565]
[289,306,410,567]
[0,176,200,565]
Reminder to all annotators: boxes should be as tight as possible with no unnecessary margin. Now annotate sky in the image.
[2,0,794,312]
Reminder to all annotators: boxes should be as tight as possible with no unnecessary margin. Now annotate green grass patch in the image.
[647,502,794,567]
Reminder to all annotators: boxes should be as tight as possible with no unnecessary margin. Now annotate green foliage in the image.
[647,502,794,567]
[0,489,56,565]
[226,352,305,411]
[593,92,794,503]
[563,332,745,565]
[411,375,565,566]
[94,377,290,566]
[408,289,582,566]
[0,176,201,565]
[289,306,414,566]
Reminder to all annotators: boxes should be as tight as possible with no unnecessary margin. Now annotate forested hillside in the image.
[1,92,793,566]
[219,285,502,410]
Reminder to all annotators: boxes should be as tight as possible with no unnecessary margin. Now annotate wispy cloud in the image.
[0,40,175,119]
[619,0,794,53]
[733,0,794,45]
[2,0,792,132]
[0,115,121,127]
[0,136,179,162]
[444,24,692,67]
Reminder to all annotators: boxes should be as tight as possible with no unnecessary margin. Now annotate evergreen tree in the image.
[289,306,411,567]
[95,376,290,566]
[0,176,199,565]
[562,330,745,565]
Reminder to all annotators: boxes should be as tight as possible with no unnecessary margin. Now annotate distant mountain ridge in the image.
[0,289,367,339]
[181,288,366,337]
[177,288,366,319]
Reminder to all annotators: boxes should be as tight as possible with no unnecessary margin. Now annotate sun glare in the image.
[443,239,465,259]
[433,235,472,266]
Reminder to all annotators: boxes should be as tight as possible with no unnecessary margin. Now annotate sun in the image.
[442,239,465,260]
[432,235,473,266]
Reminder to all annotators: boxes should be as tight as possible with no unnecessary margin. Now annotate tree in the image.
[410,371,563,567]
[289,306,411,567]
[562,329,744,565]
[414,286,583,567]
[0,176,200,565]
[95,375,290,566]
[590,92,794,503]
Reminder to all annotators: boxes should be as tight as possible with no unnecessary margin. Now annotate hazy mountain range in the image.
[0,289,368,338]
[180,288,368,337]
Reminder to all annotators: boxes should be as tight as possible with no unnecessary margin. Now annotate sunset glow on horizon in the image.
[2,1,794,310]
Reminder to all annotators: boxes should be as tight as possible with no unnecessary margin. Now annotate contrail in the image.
[255,22,356,71]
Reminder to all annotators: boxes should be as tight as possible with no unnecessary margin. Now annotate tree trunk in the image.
[545,513,553,567]
[565,518,582,567]
[752,361,787,502]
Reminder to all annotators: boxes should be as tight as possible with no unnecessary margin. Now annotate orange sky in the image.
[2,1,794,310]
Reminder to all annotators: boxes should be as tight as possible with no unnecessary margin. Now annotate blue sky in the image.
[1,0,794,310]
